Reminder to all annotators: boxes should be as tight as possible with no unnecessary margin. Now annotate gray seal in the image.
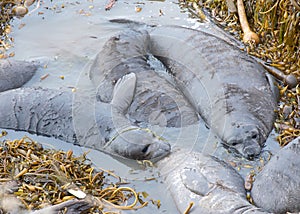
[251,137,300,213]
[89,29,199,128]
[147,25,277,160]
[157,149,269,214]
[158,138,300,213]
[0,81,170,160]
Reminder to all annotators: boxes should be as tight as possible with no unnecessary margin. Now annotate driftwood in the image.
[31,199,95,214]
[105,0,116,11]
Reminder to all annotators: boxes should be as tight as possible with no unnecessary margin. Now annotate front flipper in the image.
[111,72,137,113]
[180,167,211,196]
[110,73,137,130]
[265,72,279,101]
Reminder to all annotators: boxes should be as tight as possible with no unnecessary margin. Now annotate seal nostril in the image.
[244,146,259,160]
[142,144,150,154]
[229,139,241,146]
[232,141,238,146]
[252,134,257,139]
[247,154,255,160]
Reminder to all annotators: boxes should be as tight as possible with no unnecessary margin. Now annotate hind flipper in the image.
[0,60,38,92]
[265,72,280,101]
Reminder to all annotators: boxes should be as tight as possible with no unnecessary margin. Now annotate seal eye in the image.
[252,133,258,139]
[250,130,259,140]
[230,140,241,146]
[231,141,238,146]
[142,144,150,154]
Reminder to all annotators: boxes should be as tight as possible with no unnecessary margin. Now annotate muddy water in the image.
[2,0,280,213]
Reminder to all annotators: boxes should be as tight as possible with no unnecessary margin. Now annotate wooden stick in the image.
[105,0,116,11]
[263,66,298,88]
[252,56,298,88]
[183,202,194,214]
[31,199,92,214]
[237,0,260,44]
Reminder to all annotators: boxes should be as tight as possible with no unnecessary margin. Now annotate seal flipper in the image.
[265,72,279,101]
[0,60,38,92]
[109,72,139,137]
[180,167,211,196]
[111,72,137,113]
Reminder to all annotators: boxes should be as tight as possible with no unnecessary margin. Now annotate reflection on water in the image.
[3,0,281,213]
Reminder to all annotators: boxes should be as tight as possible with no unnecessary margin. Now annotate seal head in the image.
[107,128,171,160]
[100,72,171,160]
[222,118,265,160]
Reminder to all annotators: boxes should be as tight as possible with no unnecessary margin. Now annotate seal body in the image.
[148,26,277,159]
[89,29,199,128]
[157,150,269,214]
[251,137,300,213]
[0,88,76,142]
[0,33,172,160]
[0,85,170,160]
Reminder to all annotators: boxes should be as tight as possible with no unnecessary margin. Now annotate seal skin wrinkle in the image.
[0,88,77,143]
[148,26,277,160]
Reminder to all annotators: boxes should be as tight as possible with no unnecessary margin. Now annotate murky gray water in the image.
[2,0,281,213]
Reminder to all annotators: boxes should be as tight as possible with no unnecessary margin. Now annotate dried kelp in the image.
[0,0,35,58]
[275,85,300,146]
[0,136,148,213]
[180,0,299,74]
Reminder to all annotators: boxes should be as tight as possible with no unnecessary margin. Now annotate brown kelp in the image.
[180,0,299,74]
[0,135,148,213]
[275,85,300,146]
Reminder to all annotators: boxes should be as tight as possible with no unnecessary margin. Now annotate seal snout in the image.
[243,142,261,160]
[226,129,262,160]
[243,128,262,160]
[146,140,171,160]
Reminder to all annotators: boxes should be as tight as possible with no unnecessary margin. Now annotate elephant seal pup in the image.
[0,59,37,92]
[89,29,199,128]
[0,75,170,160]
[157,149,269,214]
[148,26,277,159]
[251,137,300,213]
